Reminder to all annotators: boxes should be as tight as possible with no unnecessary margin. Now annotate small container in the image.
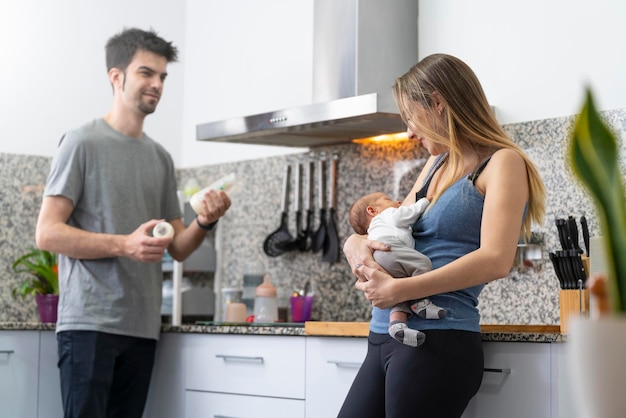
[290,295,314,322]
[243,263,265,316]
[220,287,243,322]
[225,302,247,323]
[253,274,278,323]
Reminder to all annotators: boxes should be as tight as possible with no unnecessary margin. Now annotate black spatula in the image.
[312,159,326,253]
[263,164,293,257]
[301,161,314,252]
[322,155,340,262]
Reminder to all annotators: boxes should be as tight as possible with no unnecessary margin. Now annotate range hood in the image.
[196,0,418,147]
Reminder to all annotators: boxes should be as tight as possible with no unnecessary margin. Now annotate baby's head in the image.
[349,192,401,235]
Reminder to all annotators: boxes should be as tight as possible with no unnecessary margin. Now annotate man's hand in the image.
[196,189,232,225]
[124,219,173,263]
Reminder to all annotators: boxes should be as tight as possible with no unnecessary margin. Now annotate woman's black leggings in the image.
[338,330,484,418]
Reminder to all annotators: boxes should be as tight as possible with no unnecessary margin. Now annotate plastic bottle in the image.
[243,261,265,316]
[189,173,238,215]
[253,274,278,323]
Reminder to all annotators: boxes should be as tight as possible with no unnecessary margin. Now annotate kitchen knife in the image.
[558,250,576,289]
[549,252,566,289]
[555,219,569,250]
[570,249,588,284]
[580,216,590,256]
[567,216,582,253]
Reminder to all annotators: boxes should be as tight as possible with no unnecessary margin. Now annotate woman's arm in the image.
[356,149,529,308]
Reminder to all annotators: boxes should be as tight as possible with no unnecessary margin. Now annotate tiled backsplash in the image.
[2,108,624,324]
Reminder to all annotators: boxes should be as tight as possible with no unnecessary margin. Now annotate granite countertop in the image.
[0,322,565,342]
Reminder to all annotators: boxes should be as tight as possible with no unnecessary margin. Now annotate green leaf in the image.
[11,248,58,297]
[569,88,626,312]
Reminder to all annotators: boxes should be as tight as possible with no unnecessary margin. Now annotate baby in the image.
[349,192,446,347]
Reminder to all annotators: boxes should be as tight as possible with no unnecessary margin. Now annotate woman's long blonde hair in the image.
[392,54,545,239]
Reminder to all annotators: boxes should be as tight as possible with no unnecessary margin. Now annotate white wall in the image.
[2,0,626,166]
[180,0,311,168]
[418,0,626,124]
[0,0,186,162]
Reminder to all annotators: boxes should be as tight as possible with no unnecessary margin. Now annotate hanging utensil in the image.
[293,162,308,251]
[263,164,294,257]
[301,160,314,252]
[322,155,340,263]
[312,158,327,253]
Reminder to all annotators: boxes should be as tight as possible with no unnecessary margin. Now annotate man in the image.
[35,28,231,418]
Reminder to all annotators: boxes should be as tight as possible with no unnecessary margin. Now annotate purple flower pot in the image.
[35,294,59,323]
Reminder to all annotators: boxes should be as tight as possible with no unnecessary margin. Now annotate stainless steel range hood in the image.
[196,0,418,147]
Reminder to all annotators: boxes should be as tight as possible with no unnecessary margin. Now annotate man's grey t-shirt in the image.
[44,119,181,340]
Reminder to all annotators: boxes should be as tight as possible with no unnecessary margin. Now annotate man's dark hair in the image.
[105,28,178,72]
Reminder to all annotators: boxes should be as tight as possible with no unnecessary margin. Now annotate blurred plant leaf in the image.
[569,88,626,312]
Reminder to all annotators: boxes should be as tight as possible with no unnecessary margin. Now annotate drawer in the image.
[185,390,305,418]
[0,331,40,418]
[185,334,305,399]
[305,337,367,418]
[461,342,552,418]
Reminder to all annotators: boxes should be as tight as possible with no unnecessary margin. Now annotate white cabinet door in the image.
[0,331,39,418]
[185,334,305,400]
[461,342,552,418]
[185,391,305,418]
[38,331,63,418]
[305,337,367,418]
[143,333,186,418]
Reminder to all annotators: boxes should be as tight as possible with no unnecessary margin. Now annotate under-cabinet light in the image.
[352,132,409,145]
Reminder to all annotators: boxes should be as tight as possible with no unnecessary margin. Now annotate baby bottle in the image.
[189,172,238,215]
[253,274,278,323]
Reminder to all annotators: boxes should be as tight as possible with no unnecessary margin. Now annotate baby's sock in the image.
[389,321,425,347]
[411,299,447,319]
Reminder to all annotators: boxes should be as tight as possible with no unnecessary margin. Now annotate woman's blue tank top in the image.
[370,154,487,334]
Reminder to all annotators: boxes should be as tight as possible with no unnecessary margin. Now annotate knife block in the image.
[560,288,589,334]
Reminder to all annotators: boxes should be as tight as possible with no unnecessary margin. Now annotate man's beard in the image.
[138,101,157,115]
[121,73,158,115]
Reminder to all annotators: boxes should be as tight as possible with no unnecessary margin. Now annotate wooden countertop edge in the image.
[304,322,561,337]
[480,324,561,334]
[305,322,370,337]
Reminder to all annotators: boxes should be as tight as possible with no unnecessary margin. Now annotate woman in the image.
[339,54,545,417]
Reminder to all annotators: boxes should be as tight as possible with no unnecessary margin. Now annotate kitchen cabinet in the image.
[183,334,306,418]
[38,331,63,418]
[140,331,577,418]
[0,330,62,418]
[462,342,553,418]
[143,333,186,418]
[0,330,39,418]
[305,336,367,418]
[185,391,305,418]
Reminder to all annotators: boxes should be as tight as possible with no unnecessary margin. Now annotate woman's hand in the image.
[343,233,390,279]
[354,264,399,309]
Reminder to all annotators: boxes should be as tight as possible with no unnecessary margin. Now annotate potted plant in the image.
[11,247,59,323]
[567,88,626,416]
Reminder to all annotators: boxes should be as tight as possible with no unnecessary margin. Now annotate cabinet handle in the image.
[327,360,362,369]
[0,350,15,360]
[483,367,511,374]
[215,354,264,364]
[214,416,240,418]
